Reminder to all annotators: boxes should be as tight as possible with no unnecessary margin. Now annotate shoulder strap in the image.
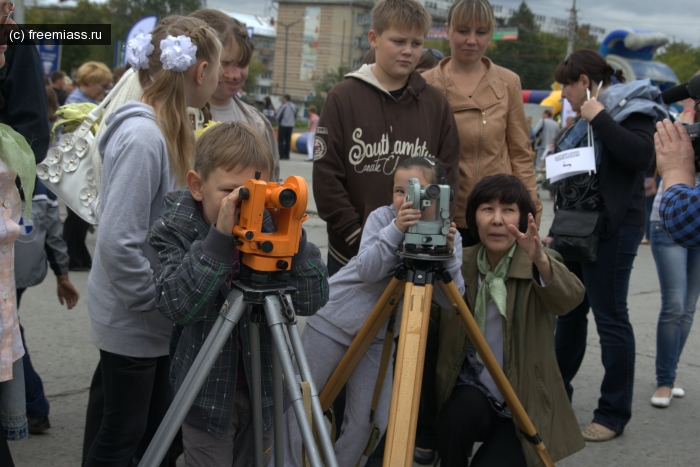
[84,68,137,124]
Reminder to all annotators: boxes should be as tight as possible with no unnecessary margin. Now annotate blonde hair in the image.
[371,0,432,36]
[139,16,222,186]
[75,61,112,86]
[447,0,495,36]
[194,121,274,181]
[190,9,254,67]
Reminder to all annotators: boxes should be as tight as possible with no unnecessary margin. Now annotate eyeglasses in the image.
[99,83,111,90]
[0,2,14,26]
[423,48,444,60]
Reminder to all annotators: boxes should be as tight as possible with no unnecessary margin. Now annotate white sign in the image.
[545,146,596,183]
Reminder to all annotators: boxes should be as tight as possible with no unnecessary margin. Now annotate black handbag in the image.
[550,209,600,263]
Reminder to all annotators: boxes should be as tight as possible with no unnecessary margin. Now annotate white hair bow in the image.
[160,35,198,73]
[126,33,154,71]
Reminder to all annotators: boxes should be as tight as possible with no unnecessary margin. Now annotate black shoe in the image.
[28,416,51,434]
[413,447,437,465]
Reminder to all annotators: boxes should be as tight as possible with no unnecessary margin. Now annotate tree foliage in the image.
[422,2,601,90]
[26,0,202,74]
[655,42,700,83]
[308,67,349,113]
[486,1,599,89]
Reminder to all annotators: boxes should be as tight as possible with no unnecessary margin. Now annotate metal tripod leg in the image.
[272,344,284,467]
[139,289,248,467]
[263,295,338,467]
[250,312,264,467]
[438,279,555,467]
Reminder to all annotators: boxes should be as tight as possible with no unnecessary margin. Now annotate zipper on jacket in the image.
[474,110,485,181]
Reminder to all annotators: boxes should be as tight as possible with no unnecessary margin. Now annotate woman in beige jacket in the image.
[423,0,542,241]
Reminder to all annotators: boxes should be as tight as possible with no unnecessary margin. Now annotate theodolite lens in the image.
[277,188,297,208]
[425,185,440,200]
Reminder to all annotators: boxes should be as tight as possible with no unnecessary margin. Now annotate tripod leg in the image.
[384,281,434,467]
[250,316,265,467]
[286,314,338,467]
[438,280,555,467]
[272,344,284,467]
[139,289,248,467]
[262,295,336,467]
[320,278,405,411]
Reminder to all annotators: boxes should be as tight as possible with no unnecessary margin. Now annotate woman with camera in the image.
[543,48,658,441]
[435,174,585,466]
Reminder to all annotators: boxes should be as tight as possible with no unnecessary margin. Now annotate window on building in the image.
[357,13,371,25]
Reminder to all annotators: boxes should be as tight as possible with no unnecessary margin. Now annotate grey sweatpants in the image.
[281,324,394,467]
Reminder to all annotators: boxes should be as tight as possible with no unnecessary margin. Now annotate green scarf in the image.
[0,123,36,218]
[474,243,517,362]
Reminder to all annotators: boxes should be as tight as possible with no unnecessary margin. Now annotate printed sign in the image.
[545,146,596,183]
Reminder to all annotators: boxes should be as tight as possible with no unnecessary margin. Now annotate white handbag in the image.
[35,69,138,225]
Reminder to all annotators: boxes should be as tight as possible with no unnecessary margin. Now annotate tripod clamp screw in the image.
[278,291,297,324]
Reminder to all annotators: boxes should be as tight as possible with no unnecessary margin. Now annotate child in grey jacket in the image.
[282,157,465,467]
[15,181,79,434]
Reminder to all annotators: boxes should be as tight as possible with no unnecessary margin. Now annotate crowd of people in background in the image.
[1,0,699,465]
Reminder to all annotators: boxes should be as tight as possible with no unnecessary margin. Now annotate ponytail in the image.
[139,16,221,186]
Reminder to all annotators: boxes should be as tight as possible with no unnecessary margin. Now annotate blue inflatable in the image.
[295,132,310,154]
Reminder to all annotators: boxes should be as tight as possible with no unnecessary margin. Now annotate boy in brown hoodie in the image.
[312,0,461,275]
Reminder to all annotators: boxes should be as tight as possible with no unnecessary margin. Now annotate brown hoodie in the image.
[423,57,542,228]
[312,65,461,266]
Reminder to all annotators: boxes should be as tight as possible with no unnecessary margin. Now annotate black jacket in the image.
[0,26,50,165]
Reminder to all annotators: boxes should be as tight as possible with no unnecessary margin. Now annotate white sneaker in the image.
[672,386,685,398]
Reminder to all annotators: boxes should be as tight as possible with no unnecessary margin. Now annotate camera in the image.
[661,76,700,168]
[404,177,452,249]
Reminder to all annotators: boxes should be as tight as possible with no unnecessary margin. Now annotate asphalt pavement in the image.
[8,149,700,465]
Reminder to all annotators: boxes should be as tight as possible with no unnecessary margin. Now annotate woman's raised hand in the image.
[507,213,553,284]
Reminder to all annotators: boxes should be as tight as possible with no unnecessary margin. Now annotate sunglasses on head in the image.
[423,48,444,60]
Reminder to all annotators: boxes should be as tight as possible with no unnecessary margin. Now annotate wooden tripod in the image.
[318,257,555,467]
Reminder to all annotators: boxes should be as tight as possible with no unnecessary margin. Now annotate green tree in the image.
[26,0,112,73]
[307,66,349,113]
[485,1,600,89]
[655,42,700,83]
[244,59,264,96]
[26,0,202,74]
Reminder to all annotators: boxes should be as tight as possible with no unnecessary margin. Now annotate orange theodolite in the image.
[233,172,309,274]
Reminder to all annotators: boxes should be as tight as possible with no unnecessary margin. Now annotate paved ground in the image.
[8,149,700,465]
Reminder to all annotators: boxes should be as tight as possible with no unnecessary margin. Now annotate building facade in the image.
[273,0,374,101]
[223,10,277,102]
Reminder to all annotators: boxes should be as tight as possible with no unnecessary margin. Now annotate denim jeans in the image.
[0,358,27,440]
[650,221,700,388]
[16,288,50,419]
[84,350,173,467]
[555,224,643,434]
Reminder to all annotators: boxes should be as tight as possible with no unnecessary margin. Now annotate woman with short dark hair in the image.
[543,48,658,441]
[436,174,585,466]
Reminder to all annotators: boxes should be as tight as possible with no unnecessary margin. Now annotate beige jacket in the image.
[423,57,542,228]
